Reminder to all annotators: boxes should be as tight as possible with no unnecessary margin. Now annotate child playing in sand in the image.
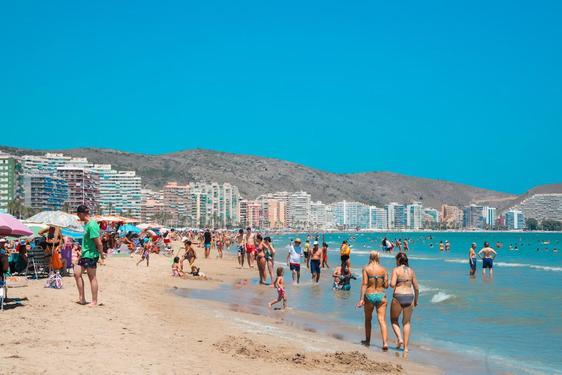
[268,267,287,309]
[172,256,184,277]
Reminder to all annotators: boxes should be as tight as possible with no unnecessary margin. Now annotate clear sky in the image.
[1,1,561,194]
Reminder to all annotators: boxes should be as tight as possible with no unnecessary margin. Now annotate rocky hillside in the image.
[0,146,516,209]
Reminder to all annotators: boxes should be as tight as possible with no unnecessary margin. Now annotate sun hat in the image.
[294,238,301,243]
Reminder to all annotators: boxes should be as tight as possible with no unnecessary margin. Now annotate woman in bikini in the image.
[255,234,267,284]
[390,252,419,352]
[357,251,389,350]
[263,236,276,284]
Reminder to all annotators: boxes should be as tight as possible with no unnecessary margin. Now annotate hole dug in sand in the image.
[214,336,403,374]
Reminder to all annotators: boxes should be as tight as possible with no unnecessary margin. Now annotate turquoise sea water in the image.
[182,232,562,374]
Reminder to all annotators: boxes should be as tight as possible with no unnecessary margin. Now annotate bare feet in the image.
[396,341,404,350]
[361,340,370,347]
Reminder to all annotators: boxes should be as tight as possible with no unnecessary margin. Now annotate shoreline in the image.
[2,241,439,375]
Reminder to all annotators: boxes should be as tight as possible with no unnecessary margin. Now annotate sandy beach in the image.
[2,242,439,375]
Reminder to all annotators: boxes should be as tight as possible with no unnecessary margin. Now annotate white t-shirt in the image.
[289,245,302,264]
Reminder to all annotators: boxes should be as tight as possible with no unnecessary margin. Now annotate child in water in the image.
[268,267,287,309]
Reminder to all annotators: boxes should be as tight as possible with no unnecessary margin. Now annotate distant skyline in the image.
[1,1,561,194]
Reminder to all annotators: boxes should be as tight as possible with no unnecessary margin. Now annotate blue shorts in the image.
[483,258,493,269]
[310,259,321,274]
[469,258,477,270]
[289,263,300,272]
[204,243,211,249]
[78,257,99,269]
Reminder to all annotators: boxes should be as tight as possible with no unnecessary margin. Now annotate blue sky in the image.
[1,1,561,194]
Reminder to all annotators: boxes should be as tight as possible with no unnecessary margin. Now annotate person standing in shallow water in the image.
[478,242,497,277]
[357,251,389,350]
[390,252,419,353]
[310,241,322,283]
[287,238,303,284]
[468,243,477,276]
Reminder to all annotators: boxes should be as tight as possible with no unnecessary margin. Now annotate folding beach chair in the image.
[26,247,49,279]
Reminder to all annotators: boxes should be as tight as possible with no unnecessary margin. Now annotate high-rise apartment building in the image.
[406,202,423,230]
[505,209,525,230]
[0,153,21,213]
[514,193,562,222]
[287,191,311,228]
[440,204,463,228]
[369,206,387,230]
[22,174,68,211]
[56,166,99,212]
[463,204,485,229]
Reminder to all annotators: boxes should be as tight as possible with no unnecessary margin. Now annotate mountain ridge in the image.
[3,145,558,210]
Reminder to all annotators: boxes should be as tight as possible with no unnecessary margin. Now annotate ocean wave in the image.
[431,291,454,303]
[444,259,469,264]
[495,262,562,272]
[419,284,439,294]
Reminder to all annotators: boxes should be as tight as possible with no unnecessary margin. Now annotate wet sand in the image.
[1,242,439,374]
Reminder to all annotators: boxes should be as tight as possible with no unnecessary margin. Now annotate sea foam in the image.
[431,291,454,303]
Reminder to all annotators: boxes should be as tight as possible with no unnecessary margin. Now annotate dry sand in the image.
[1,242,440,374]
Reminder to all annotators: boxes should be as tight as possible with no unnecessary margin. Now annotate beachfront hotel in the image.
[0,153,21,213]
[505,209,525,230]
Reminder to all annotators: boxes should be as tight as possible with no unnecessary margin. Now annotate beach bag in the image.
[44,271,63,289]
[52,249,63,270]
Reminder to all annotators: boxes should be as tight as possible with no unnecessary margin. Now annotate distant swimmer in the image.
[478,242,497,277]
[445,240,451,251]
[468,243,477,276]
[403,239,409,252]
[439,241,444,252]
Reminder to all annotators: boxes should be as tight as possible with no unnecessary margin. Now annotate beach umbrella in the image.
[119,224,141,234]
[61,228,83,239]
[26,211,84,233]
[137,223,161,230]
[0,213,33,237]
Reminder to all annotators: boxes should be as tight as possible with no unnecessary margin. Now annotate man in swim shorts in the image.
[478,242,497,277]
[235,228,245,267]
[310,241,322,283]
[245,227,256,268]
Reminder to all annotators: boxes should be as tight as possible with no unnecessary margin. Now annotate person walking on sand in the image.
[310,241,322,283]
[263,236,276,284]
[390,252,419,352]
[357,251,389,350]
[268,267,287,309]
[287,238,303,284]
[255,234,268,284]
[74,205,104,306]
[468,243,477,276]
[478,242,497,277]
[235,229,245,268]
[245,227,256,268]
[203,228,212,259]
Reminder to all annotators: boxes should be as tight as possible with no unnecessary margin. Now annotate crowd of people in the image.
[1,205,509,354]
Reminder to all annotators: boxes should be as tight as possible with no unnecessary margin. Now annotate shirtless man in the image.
[245,227,256,268]
[235,229,245,267]
[310,241,322,283]
[478,242,497,277]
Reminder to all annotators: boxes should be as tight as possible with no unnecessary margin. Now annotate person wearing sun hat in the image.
[286,238,303,284]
